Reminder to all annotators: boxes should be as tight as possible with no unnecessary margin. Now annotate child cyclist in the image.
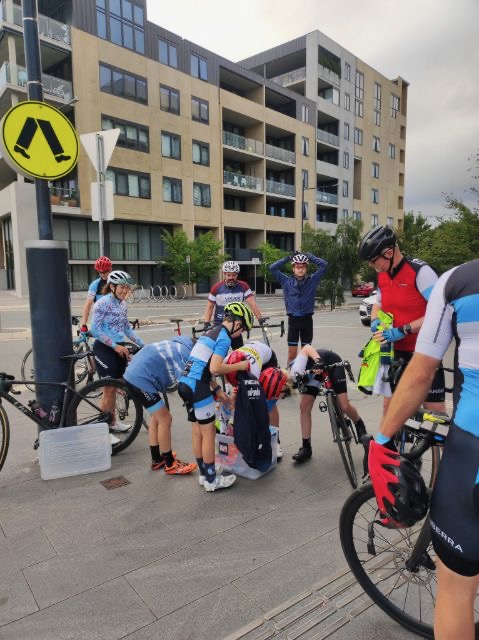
[123,337,197,475]
[178,302,254,492]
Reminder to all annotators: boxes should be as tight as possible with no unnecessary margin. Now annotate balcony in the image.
[318,63,340,86]
[223,170,263,192]
[0,61,73,102]
[50,186,79,207]
[317,129,339,147]
[316,191,338,206]
[223,131,263,155]
[266,180,295,198]
[0,0,71,45]
[265,144,295,165]
[270,66,306,88]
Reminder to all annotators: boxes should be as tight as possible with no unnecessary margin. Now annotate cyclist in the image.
[90,270,144,444]
[368,258,479,640]
[290,344,369,464]
[80,256,112,334]
[359,225,445,415]
[178,302,254,492]
[202,261,264,349]
[269,251,328,365]
[123,337,197,475]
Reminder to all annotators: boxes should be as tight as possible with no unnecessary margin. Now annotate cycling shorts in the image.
[93,340,127,379]
[391,350,445,403]
[124,381,165,413]
[287,315,313,347]
[177,381,215,425]
[430,425,479,577]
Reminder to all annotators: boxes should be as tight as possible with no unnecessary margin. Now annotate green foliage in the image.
[397,211,432,257]
[257,242,289,293]
[159,230,224,284]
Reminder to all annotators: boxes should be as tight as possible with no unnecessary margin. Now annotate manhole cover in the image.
[100,475,131,490]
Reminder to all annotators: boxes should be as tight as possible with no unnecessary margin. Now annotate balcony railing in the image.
[0,61,73,101]
[318,63,340,86]
[223,171,263,191]
[316,191,338,205]
[265,144,296,165]
[223,131,263,155]
[266,180,295,198]
[317,129,339,146]
[225,248,260,261]
[0,0,71,45]
[270,66,306,87]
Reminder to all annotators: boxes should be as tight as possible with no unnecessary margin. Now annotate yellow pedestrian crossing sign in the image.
[0,101,79,179]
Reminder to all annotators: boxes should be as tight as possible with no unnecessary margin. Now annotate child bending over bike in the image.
[290,345,370,464]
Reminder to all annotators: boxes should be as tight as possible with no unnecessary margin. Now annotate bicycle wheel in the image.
[21,348,35,392]
[73,342,90,386]
[395,427,441,489]
[0,404,10,473]
[65,378,143,455]
[326,393,357,488]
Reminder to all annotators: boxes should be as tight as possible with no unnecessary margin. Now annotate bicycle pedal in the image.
[318,401,328,412]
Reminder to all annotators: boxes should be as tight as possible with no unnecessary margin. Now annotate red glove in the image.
[80,324,88,334]
[368,439,400,515]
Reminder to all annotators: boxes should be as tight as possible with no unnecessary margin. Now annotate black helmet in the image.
[383,457,429,527]
[359,225,396,261]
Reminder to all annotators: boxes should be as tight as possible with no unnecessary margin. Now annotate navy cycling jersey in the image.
[269,253,328,316]
[208,280,253,325]
[179,324,231,387]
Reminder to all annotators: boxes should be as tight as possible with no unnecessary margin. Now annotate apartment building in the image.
[240,31,408,234]
[0,0,317,296]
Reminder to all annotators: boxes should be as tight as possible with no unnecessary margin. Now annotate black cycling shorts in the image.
[391,350,445,403]
[430,425,479,577]
[177,381,216,425]
[93,340,127,379]
[287,315,313,347]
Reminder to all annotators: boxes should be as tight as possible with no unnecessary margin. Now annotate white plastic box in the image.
[39,423,111,480]
[215,427,278,480]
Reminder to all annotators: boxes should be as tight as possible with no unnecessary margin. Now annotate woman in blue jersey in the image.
[124,337,197,475]
[80,256,112,333]
[90,270,144,441]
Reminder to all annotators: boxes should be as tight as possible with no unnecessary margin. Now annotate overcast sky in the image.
[147,0,479,220]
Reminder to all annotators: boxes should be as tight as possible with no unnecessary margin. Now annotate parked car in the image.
[359,292,377,326]
[351,282,375,297]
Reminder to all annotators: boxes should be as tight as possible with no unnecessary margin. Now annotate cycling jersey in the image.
[179,324,231,387]
[208,280,253,325]
[86,277,107,302]
[90,293,144,348]
[234,340,274,379]
[291,349,347,395]
[377,256,437,351]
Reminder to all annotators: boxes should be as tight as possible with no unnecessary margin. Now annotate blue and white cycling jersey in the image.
[91,293,144,349]
[87,277,107,302]
[124,337,193,393]
[179,325,231,388]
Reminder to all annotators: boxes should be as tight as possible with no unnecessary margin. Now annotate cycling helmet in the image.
[224,301,254,331]
[222,261,240,273]
[259,367,288,400]
[107,270,133,286]
[94,256,112,272]
[225,350,248,386]
[359,226,397,261]
[291,253,309,265]
[383,457,429,527]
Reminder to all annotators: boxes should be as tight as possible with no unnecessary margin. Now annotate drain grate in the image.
[100,475,131,490]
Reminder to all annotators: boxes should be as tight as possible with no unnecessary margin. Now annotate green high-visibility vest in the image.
[357,310,394,395]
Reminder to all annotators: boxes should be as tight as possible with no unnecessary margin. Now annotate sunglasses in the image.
[99,270,111,275]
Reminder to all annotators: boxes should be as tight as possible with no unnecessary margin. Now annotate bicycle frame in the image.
[0,379,75,429]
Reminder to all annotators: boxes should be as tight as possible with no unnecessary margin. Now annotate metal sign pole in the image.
[96,133,105,255]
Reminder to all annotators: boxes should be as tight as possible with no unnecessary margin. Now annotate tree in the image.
[397,211,432,257]
[257,242,289,294]
[160,229,224,285]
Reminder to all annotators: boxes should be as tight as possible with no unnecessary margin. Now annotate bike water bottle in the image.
[48,400,62,426]
[29,400,48,421]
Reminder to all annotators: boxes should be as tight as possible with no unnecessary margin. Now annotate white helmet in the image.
[107,270,133,285]
[222,261,240,273]
[291,253,309,265]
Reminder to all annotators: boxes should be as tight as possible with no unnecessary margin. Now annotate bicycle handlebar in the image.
[297,360,355,383]
[250,319,285,338]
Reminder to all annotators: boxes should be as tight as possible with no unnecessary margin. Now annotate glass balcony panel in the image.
[317,129,339,146]
[223,170,263,191]
[318,63,340,86]
[222,131,263,155]
[0,62,73,101]
[265,144,296,165]
[271,66,306,87]
[266,180,295,197]
[316,191,338,205]
[1,1,71,44]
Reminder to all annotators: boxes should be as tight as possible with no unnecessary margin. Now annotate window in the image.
[343,152,350,169]
[163,177,182,203]
[371,188,379,204]
[355,70,364,100]
[372,162,380,178]
[371,213,379,226]
[101,115,149,152]
[342,209,349,222]
[160,85,180,115]
[344,62,351,82]
[374,82,382,109]
[301,104,309,122]
[391,94,400,118]
[302,137,310,156]
[192,140,210,166]
[374,110,381,126]
[193,183,211,207]
[161,131,181,160]
[319,87,340,105]
[302,169,309,189]
[355,99,363,117]
[303,201,309,221]
[373,136,381,152]
[192,97,209,124]
[344,122,350,140]
[96,0,144,54]
[388,143,396,159]
[387,216,394,228]
[159,39,178,68]
[191,53,208,80]
[96,0,107,38]
[354,127,363,145]
[342,180,349,197]
[353,210,361,221]
[105,167,150,198]
[344,92,350,111]
[99,63,147,104]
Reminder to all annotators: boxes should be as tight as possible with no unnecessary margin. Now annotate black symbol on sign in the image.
[14,117,71,163]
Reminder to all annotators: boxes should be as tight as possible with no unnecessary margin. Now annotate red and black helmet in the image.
[259,367,288,400]
[383,457,429,527]
[225,350,248,387]
[94,256,112,272]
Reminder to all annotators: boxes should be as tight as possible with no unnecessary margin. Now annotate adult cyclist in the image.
[359,226,445,416]
[80,256,112,334]
[368,258,479,640]
[202,261,263,349]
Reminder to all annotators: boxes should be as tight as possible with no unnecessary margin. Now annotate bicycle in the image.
[247,317,285,348]
[295,361,359,488]
[339,410,479,638]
